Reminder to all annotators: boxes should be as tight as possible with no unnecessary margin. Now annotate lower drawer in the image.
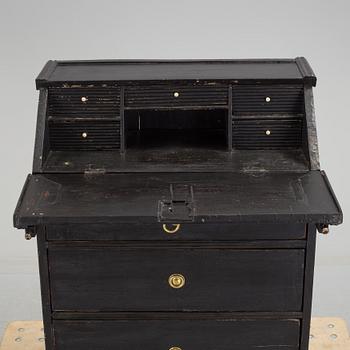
[53,319,300,350]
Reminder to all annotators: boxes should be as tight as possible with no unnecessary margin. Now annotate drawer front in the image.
[54,319,300,350]
[49,119,121,151]
[124,85,228,108]
[49,247,304,312]
[232,84,304,115]
[48,87,121,118]
[46,223,306,240]
[232,117,303,150]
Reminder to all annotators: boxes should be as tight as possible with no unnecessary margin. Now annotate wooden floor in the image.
[0,318,349,349]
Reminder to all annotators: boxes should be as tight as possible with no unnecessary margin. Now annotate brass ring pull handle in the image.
[162,223,181,234]
[168,274,185,289]
[169,347,182,350]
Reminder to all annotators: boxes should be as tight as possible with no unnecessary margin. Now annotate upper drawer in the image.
[49,247,304,312]
[232,85,304,115]
[46,223,306,241]
[48,87,121,118]
[124,85,228,108]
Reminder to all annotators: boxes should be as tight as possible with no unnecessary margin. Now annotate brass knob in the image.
[168,274,185,289]
[162,223,181,234]
[169,347,182,350]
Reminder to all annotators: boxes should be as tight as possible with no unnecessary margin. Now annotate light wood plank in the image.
[1,318,349,350]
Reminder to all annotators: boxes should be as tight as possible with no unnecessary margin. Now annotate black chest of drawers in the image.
[14,58,342,350]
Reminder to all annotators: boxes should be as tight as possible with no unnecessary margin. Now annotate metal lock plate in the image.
[158,184,195,222]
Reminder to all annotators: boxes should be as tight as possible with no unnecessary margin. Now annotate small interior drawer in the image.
[232,117,303,150]
[49,246,305,312]
[48,86,121,118]
[232,84,304,115]
[53,319,300,350]
[48,118,121,151]
[46,223,306,241]
[124,85,228,108]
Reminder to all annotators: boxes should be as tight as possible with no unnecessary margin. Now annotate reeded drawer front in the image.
[232,118,303,150]
[53,319,300,350]
[124,85,228,108]
[49,119,121,151]
[232,84,304,115]
[46,223,306,241]
[49,247,304,312]
[48,87,121,118]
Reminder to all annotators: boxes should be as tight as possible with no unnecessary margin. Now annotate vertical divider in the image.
[120,86,125,153]
[228,84,233,151]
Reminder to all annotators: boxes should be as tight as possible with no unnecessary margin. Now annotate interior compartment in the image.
[125,109,228,150]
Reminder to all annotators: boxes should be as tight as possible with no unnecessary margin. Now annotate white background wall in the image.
[0,0,349,335]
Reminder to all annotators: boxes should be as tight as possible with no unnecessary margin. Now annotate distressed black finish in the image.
[14,171,341,227]
[13,59,342,350]
[36,58,316,87]
[49,246,304,312]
